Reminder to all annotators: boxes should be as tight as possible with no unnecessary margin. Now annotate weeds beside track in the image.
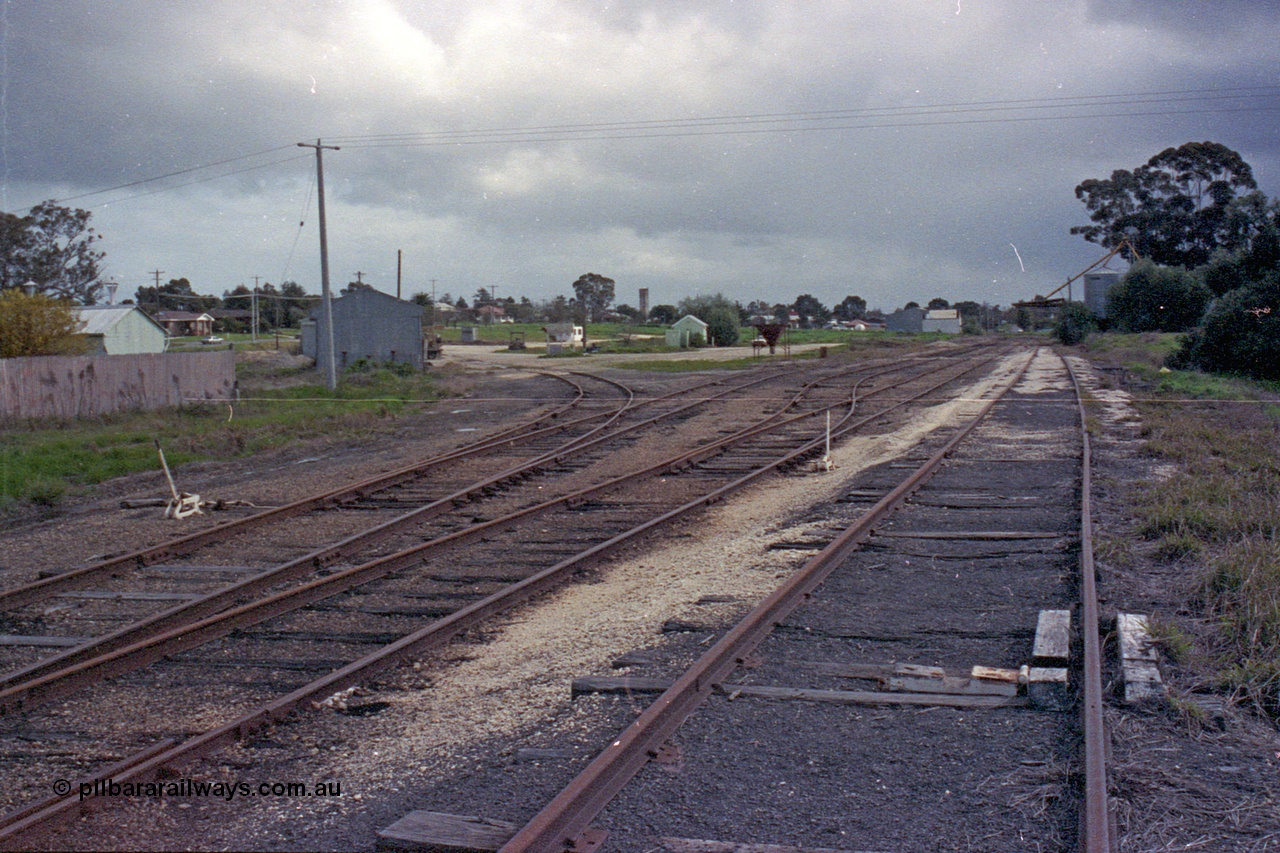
[1081,333,1280,718]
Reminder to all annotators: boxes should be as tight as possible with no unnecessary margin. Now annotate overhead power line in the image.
[53,144,301,205]
[332,104,1280,151]
[79,153,312,209]
[38,84,1280,211]
[323,85,1280,148]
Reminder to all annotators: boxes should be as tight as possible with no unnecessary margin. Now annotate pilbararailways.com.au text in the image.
[60,777,342,802]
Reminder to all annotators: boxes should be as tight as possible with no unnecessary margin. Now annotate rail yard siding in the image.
[0,351,234,421]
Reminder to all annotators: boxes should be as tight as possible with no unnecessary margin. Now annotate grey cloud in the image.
[5,1,1280,311]
[1084,0,1277,36]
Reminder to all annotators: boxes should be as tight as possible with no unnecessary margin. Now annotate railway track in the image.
[0,366,804,688]
[411,348,1115,852]
[0,348,1004,714]
[0,344,1016,844]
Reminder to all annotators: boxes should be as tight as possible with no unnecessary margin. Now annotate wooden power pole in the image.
[297,139,340,390]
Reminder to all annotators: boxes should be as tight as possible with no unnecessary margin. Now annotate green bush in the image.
[702,305,740,347]
[1108,260,1211,333]
[1169,286,1280,380]
[1052,301,1097,345]
[677,293,740,347]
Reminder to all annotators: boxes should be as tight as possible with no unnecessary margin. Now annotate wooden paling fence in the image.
[0,351,235,422]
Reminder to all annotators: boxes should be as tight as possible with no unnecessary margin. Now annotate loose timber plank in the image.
[53,591,196,601]
[570,676,1027,708]
[139,564,261,573]
[874,531,1067,541]
[887,675,1017,697]
[572,676,669,698]
[1117,613,1165,702]
[376,810,517,853]
[717,683,1026,709]
[1032,609,1071,663]
[659,838,892,853]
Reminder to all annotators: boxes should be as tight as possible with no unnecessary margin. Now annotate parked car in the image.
[202,335,225,345]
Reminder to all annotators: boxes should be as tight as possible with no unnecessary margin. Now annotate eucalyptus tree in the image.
[1072,141,1259,268]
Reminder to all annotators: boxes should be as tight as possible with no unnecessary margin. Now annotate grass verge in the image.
[1083,334,1280,716]
[0,361,443,514]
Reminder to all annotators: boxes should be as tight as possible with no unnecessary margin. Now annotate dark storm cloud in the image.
[3,1,1280,309]
[1085,0,1279,36]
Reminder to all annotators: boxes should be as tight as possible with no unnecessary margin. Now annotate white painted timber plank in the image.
[1032,609,1071,662]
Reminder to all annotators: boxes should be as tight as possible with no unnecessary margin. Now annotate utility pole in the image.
[251,275,262,343]
[396,250,402,300]
[298,139,340,390]
[149,269,164,313]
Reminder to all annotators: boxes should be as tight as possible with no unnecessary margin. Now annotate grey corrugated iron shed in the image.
[884,307,925,333]
[921,306,962,333]
[301,287,427,369]
[922,308,962,334]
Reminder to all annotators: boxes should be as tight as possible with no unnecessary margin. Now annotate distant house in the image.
[72,306,168,355]
[884,307,925,333]
[666,314,709,347]
[922,309,962,334]
[154,311,215,337]
[300,287,427,369]
[208,308,254,331]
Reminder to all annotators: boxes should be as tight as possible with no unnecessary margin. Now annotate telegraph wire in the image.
[324,85,1280,146]
[333,104,1280,151]
[90,153,311,208]
[38,85,1280,209]
[278,168,317,287]
[50,144,302,206]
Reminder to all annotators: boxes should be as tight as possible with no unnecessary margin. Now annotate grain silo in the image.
[1083,270,1121,318]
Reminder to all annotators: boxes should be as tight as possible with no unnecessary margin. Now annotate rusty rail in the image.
[0,356,920,713]
[0,367,801,614]
[0,351,1008,843]
[498,351,1036,852]
[0,370,593,610]
[0,367,819,699]
[1065,356,1116,853]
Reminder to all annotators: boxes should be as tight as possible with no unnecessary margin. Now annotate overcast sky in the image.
[4,1,1279,312]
